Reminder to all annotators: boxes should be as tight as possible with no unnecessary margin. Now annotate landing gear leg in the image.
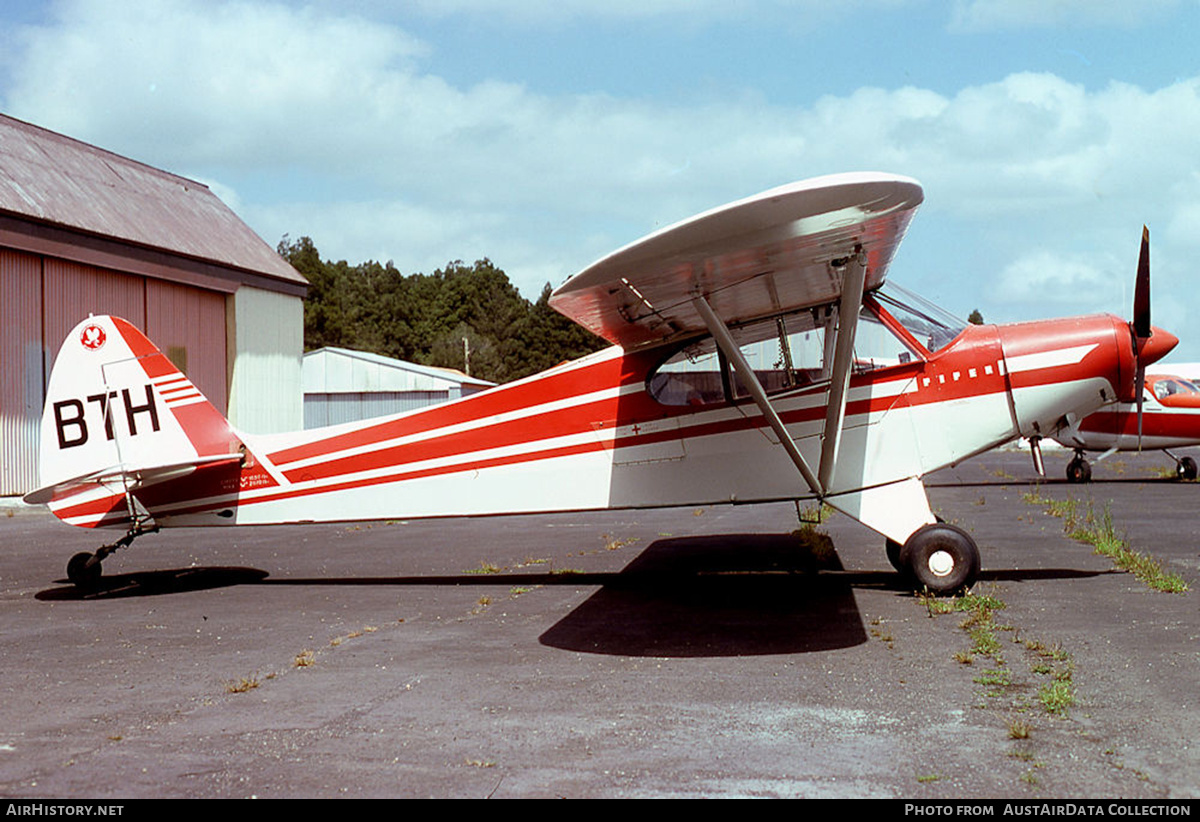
[897,523,980,594]
[1066,450,1092,484]
[65,523,158,590]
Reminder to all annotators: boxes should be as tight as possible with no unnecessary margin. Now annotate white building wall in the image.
[226,285,303,433]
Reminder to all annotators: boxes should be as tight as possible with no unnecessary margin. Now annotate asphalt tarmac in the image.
[0,448,1197,799]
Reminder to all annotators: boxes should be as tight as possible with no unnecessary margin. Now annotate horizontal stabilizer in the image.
[22,454,243,505]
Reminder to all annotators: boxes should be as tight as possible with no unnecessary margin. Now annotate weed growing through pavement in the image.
[1022,491,1189,593]
[1007,718,1032,740]
[923,587,1078,720]
[600,533,637,551]
[225,676,260,694]
[1038,679,1076,715]
[294,650,315,668]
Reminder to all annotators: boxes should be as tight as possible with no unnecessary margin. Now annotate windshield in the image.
[874,283,967,354]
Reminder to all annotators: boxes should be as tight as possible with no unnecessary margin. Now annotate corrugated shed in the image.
[303,348,495,394]
[302,348,494,429]
[0,113,303,287]
[227,286,303,434]
[304,391,453,429]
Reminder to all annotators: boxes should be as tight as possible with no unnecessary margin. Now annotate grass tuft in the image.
[225,676,260,694]
[1024,494,1189,593]
[1007,718,1032,740]
[1038,679,1076,715]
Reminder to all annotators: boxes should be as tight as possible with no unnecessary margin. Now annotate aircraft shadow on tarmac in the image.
[538,532,871,657]
[926,475,1187,488]
[36,533,1113,655]
[37,566,270,601]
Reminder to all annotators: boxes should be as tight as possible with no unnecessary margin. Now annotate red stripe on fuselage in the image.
[268,350,633,466]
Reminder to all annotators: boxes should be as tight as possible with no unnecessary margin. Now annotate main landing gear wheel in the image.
[885,539,904,572]
[897,523,980,595]
[1066,456,1092,484]
[66,552,102,589]
[886,514,944,573]
[1177,456,1197,481]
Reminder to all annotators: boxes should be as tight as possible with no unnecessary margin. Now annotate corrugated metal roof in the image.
[0,113,304,286]
[304,347,495,393]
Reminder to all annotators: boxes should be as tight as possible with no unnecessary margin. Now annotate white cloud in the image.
[3,0,1200,351]
[985,249,1124,309]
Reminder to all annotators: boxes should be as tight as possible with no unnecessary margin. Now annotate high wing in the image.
[549,171,924,350]
[552,171,923,502]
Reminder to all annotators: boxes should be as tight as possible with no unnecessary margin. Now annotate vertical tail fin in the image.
[25,316,243,516]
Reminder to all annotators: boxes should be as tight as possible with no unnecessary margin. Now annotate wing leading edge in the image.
[550,171,924,350]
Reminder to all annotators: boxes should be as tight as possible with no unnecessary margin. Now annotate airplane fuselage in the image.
[46,309,1151,547]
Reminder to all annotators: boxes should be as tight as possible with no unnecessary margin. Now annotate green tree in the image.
[967,308,984,325]
[283,237,604,383]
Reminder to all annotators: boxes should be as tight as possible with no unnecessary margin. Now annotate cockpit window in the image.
[873,283,967,354]
[648,298,925,407]
[1153,378,1200,400]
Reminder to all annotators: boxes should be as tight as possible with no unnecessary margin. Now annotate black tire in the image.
[897,523,980,595]
[1178,456,1197,481]
[885,539,904,572]
[66,552,102,589]
[1066,458,1092,484]
[886,514,944,573]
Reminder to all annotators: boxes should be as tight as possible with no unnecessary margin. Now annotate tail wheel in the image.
[1177,456,1197,481]
[1066,458,1092,484]
[897,523,980,595]
[66,552,102,589]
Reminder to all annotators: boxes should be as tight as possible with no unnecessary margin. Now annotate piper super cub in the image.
[24,172,1177,594]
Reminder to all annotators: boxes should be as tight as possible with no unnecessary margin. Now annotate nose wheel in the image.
[1067,452,1092,483]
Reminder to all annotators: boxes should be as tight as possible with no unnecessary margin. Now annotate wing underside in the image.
[550,172,924,350]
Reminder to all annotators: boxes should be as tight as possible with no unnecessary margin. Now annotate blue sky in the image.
[2,0,1199,357]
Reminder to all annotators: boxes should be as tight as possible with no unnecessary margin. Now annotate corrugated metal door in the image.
[0,249,43,494]
[146,278,227,412]
[2,257,228,495]
[42,258,146,379]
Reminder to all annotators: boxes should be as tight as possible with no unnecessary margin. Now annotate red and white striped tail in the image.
[26,316,242,523]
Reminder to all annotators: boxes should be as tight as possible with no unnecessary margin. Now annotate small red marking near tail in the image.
[80,325,106,350]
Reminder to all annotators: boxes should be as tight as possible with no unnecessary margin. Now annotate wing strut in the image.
[818,246,868,492]
[690,293,824,498]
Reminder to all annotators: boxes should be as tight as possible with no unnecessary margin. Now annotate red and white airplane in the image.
[1053,372,1200,482]
[24,172,1177,594]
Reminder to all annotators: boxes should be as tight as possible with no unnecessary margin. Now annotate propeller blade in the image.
[1134,226,1151,340]
[1132,226,1152,448]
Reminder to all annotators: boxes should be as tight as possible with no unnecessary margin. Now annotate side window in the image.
[650,310,833,406]
[648,343,727,406]
[647,300,924,407]
[728,316,830,399]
